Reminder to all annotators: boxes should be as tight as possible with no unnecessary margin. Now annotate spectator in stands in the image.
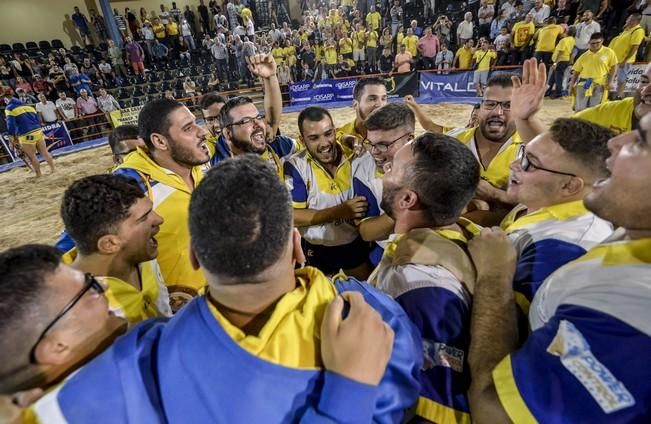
[113,8,128,39]
[474,40,497,96]
[0,58,15,87]
[125,37,145,75]
[183,77,198,99]
[56,91,78,123]
[531,0,551,26]
[181,18,196,50]
[36,93,61,125]
[107,40,128,80]
[417,27,440,70]
[379,47,394,73]
[142,21,156,57]
[390,1,403,36]
[435,43,454,73]
[159,4,171,25]
[48,64,68,94]
[579,0,609,19]
[574,10,601,57]
[610,13,645,99]
[62,57,77,78]
[458,12,475,46]
[166,19,180,50]
[454,39,475,70]
[501,0,517,20]
[478,0,495,39]
[153,17,167,45]
[534,16,563,65]
[14,76,33,94]
[211,37,229,82]
[278,61,294,83]
[491,9,510,41]
[69,68,93,95]
[96,87,120,114]
[16,88,37,105]
[394,44,413,73]
[80,58,102,85]
[32,75,54,99]
[402,28,419,59]
[89,9,107,41]
[170,2,182,23]
[366,23,379,73]
[511,13,536,64]
[198,0,210,34]
[72,6,91,46]
[434,15,453,45]
[76,88,102,139]
[184,6,196,32]
[125,8,140,40]
[570,32,617,111]
[12,54,34,82]
[549,26,576,98]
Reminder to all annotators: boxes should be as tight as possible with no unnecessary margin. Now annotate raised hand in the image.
[511,58,548,121]
[247,53,277,79]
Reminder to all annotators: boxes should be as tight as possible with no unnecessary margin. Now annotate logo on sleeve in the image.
[547,320,636,414]
[422,339,464,373]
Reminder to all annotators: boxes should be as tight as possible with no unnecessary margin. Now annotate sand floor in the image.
[0,99,572,250]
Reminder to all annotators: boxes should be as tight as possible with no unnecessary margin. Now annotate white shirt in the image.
[501,1,516,19]
[531,5,551,26]
[36,101,58,122]
[56,98,76,119]
[457,21,474,40]
[575,20,601,50]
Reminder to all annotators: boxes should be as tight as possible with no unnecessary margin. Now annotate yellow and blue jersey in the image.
[574,96,635,134]
[445,127,523,189]
[370,220,482,424]
[501,200,613,316]
[284,144,359,246]
[494,233,651,422]
[103,260,172,325]
[26,267,422,423]
[5,98,41,137]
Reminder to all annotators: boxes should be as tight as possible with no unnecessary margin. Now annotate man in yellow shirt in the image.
[165,20,180,49]
[272,42,285,65]
[454,39,475,70]
[61,174,173,321]
[339,33,353,60]
[152,17,167,42]
[352,24,367,66]
[366,5,382,32]
[548,26,576,98]
[324,38,338,74]
[473,40,497,96]
[511,14,535,64]
[366,24,379,72]
[533,16,563,65]
[336,76,388,145]
[240,6,253,26]
[570,32,617,111]
[401,27,419,57]
[609,13,646,99]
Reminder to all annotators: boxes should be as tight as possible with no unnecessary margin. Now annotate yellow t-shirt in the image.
[325,45,338,64]
[339,37,353,54]
[367,31,378,48]
[474,49,496,71]
[455,47,474,69]
[573,96,635,134]
[153,23,166,39]
[535,24,563,53]
[240,7,253,25]
[572,46,618,85]
[353,30,366,51]
[552,36,576,62]
[396,32,404,47]
[272,47,285,64]
[402,35,419,57]
[512,21,535,48]
[314,44,324,61]
[609,25,646,64]
[366,12,382,31]
[284,46,297,66]
[166,22,179,36]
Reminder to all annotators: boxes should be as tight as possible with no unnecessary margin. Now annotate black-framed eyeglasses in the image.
[516,145,577,177]
[29,273,105,363]
[226,114,266,128]
[362,132,412,153]
[481,100,511,111]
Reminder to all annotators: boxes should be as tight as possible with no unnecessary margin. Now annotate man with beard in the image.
[0,245,126,395]
[336,76,388,147]
[406,74,522,207]
[60,175,172,325]
[513,58,651,139]
[27,155,422,423]
[369,133,481,423]
[199,92,230,167]
[500,118,613,323]
[284,106,371,279]
[466,114,651,424]
[351,103,416,266]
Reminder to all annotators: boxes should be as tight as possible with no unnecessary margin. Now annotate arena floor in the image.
[0,100,572,250]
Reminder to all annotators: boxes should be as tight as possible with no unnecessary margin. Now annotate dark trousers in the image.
[549,61,569,97]
[215,59,228,81]
[534,51,553,66]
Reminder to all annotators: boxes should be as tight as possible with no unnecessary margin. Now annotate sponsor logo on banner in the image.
[335,80,357,90]
[609,63,647,93]
[42,121,74,149]
[313,93,335,102]
[420,71,476,98]
[290,83,311,92]
[109,105,144,128]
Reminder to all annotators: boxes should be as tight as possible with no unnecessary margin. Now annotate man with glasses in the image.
[61,174,173,322]
[500,118,613,322]
[369,133,481,423]
[569,32,617,112]
[408,74,522,209]
[199,92,230,167]
[284,106,371,279]
[351,103,415,266]
[0,244,125,394]
[465,109,651,424]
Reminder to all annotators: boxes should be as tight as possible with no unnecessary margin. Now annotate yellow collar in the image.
[576,234,651,266]
[502,200,589,232]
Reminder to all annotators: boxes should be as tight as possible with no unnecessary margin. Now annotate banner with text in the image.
[419,71,476,99]
[1,121,72,163]
[609,63,647,93]
[109,105,144,127]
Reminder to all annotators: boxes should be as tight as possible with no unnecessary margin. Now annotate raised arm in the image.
[249,53,282,138]
[511,58,548,143]
[403,95,443,133]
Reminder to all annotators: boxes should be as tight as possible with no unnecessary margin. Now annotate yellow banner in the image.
[109,105,144,128]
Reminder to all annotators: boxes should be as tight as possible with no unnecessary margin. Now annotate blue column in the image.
[99,0,122,47]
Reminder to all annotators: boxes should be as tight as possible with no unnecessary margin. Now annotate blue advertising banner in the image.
[288,80,337,105]
[42,121,73,149]
[419,71,476,99]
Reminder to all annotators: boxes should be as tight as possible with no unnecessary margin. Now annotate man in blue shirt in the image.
[72,6,91,45]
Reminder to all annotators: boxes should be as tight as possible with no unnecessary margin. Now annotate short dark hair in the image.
[138,98,184,150]
[218,96,254,129]
[406,133,480,225]
[567,26,577,37]
[199,92,227,111]
[0,244,61,392]
[353,76,386,101]
[365,103,415,132]
[297,106,334,136]
[590,32,604,40]
[189,155,293,281]
[61,174,145,255]
[486,73,515,88]
[108,125,139,155]
[548,118,613,177]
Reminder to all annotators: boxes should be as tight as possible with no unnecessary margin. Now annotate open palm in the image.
[511,59,548,121]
